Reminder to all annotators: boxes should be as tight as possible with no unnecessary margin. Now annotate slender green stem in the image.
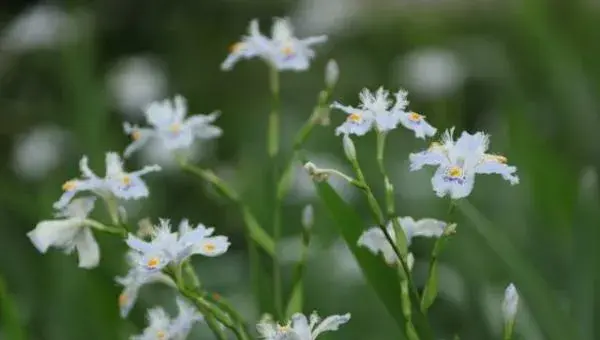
[268,64,280,158]
[84,219,127,236]
[503,320,515,340]
[267,64,283,318]
[349,155,416,295]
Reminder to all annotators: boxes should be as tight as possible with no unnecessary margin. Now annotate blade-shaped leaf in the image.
[457,200,578,340]
[315,181,433,339]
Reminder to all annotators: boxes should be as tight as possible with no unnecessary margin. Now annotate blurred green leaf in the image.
[0,277,26,340]
[314,181,409,339]
[285,280,303,319]
[570,168,598,340]
[457,200,578,340]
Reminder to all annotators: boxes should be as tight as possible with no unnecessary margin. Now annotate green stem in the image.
[503,319,515,340]
[267,64,283,318]
[177,160,275,256]
[349,155,416,296]
[84,219,127,236]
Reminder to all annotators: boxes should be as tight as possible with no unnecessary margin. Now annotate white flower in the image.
[332,87,436,138]
[169,298,204,339]
[409,128,519,199]
[257,311,350,340]
[221,18,327,71]
[54,153,161,209]
[116,251,175,318]
[125,219,230,273]
[131,298,203,340]
[502,283,519,322]
[123,95,221,157]
[27,197,100,269]
[357,217,447,265]
[399,216,447,246]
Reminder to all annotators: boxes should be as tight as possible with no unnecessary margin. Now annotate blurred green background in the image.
[1,0,599,339]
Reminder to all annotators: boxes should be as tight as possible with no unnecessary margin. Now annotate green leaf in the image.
[420,261,439,312]
[0,277,26,340]
[420,230,453,312]
[241,206,275,257]
[314,181,432,339]
[285,281,303,319]
[457,200,578,340]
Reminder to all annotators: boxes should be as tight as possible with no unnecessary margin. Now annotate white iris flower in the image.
[116,251,175,318]
[409,128,519,199]
[256,311,350,340]
[131,298,203,340]
[221,18,327,71]
[54,152,160,209]
[27,197,100,269]
[357,216,446,266]
[332,87,437,138]
[123,95,221,157]
[125,219,230,273]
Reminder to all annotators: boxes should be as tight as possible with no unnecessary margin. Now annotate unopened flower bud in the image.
[301,205,314,230]
[502,283,519,322]
[443,223,457,236]
[325,59,339,88]
[342,134,356,161]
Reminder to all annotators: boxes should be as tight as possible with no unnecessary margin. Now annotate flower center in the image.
[169,123,181,134]
[277,323,292,333]
[348,113,362,122]
[62,180,77,191]
[156,330,167,340]
[146,257,160,269]
[281,45,294,56]
[448,166,463,178]
[131,130,141,141]
[408,112,423,122]
[121,175,131,186]
[118,293,128,306]
[229,42,244,53]
[428,141,441,150]
[203,243,216,253]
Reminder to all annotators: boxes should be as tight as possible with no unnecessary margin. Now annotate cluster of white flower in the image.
[25,15,524,339]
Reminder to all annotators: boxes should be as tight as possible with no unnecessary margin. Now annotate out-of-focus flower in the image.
[107,56,167,117]
[131,298,202,340]
[409,128,519,199]
[125,219,230,273]
[27,197,99,269]
[12,125,68,180]
[399,47,465,98]
[221,18,327,71]
[0,4,80,52]
[115,251,175,318]
[54,153,160,209]
[502,283,519,322]
[358,217,446,265]
[256,311,350,340]
[332,87,436,138]
[123,95,221,158]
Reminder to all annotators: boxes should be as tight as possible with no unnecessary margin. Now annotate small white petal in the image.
[73,227,100,268]
[502,283,519,322]
[311,313,351,337]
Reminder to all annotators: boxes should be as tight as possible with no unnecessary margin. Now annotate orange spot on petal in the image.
[62,180,77,191]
